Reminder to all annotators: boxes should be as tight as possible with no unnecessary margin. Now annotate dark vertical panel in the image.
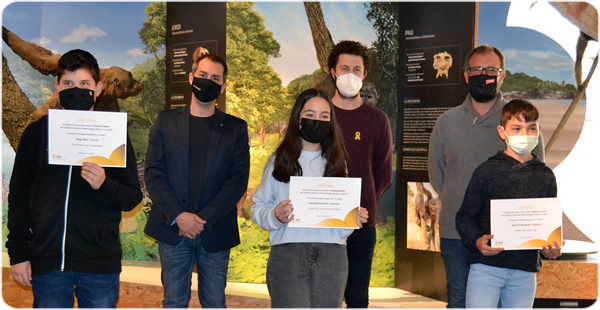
[166,2,226,111]
[395,2,476,301]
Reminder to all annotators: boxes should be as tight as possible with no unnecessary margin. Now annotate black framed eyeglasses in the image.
[467,67,503,76]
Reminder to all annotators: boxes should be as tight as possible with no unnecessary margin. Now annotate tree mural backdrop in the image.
[2,1,396,287]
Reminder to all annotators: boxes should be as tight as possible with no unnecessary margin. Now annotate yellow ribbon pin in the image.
[355,132,361,140]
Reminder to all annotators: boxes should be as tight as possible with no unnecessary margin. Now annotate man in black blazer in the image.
[144,53,250,308]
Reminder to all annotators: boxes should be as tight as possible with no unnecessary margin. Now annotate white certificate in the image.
[288,176,361,229]
[48,109,128,167]
[491,198,562,250]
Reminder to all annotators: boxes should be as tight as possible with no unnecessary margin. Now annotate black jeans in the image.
[344,226,376,308]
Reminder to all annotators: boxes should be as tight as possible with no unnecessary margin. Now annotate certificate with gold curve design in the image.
[491,198,562,250]
[48,109,127,167]
[288,176,361,229]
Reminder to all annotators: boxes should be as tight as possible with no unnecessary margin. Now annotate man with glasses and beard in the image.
[428,44,545,308]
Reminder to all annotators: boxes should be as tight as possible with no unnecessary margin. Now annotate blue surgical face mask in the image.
[502,127,539,155]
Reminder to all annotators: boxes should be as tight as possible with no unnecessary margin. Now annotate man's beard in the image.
[336,86,360,100]
[478,87,501,104]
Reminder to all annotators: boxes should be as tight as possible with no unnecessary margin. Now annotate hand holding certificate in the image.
[490,198,562,250]
[48,109,128,167]
[288,176,362,229]
[273,199,294,224]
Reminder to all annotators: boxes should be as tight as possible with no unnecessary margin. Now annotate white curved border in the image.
[507,0,599,249]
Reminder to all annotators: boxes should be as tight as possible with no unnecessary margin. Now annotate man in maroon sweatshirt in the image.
[327,40,394,308]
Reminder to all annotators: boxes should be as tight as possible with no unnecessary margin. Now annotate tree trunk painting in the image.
[303,2,336,98]
[2,55,36,151]
[303,2,334,73]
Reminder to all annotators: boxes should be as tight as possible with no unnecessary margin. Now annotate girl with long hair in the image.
[252,88,368,308]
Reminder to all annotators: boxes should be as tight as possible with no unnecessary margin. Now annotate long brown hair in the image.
[272,88,348,183]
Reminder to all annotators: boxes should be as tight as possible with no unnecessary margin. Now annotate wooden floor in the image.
[2,267,272,308]
[2,262,447,308]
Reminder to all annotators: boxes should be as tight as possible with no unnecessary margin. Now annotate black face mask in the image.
[191,77,222,103]
[59,87,95,110]
[468,75,498,103]
[299,118,331,144]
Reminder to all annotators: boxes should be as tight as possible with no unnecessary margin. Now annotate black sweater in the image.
[455,151,557,272]
[6,115,143,277]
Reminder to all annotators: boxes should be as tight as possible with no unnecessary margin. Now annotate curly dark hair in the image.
[327,40,371,74]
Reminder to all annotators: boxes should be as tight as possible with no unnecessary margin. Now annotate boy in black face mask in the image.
[7,49,143,307]
[54,49,103,111]
[428,44,546,308]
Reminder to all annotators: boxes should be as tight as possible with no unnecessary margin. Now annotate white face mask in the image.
[502,128,539,155]
[335,73,362,98]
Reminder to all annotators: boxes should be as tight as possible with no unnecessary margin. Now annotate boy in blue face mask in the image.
[455,99,562,308]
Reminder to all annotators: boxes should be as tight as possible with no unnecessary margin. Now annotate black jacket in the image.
[7,115,143,277]
[456,151,557,272]
[144,106,250,252]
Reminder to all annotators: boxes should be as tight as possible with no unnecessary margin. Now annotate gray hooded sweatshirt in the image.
[428,92,545,239]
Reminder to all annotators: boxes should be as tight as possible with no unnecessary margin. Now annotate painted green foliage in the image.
[365,2,399,144]
[286,69,322,103]
[227,217,271,283]
[139,2,167,57]
[502,70,578,94]
[120,2,166,130]
[120,55,166,130]
[225,2,291,137]
[370,217,396,287]
[120,194,159,261]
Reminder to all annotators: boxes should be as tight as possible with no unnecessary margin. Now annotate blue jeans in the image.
[344,226,376,308]
[158,236,230,308]
[466,263,536,308]
[440,238,470,308]
[30,270,119,308]
[267,243,348,308]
